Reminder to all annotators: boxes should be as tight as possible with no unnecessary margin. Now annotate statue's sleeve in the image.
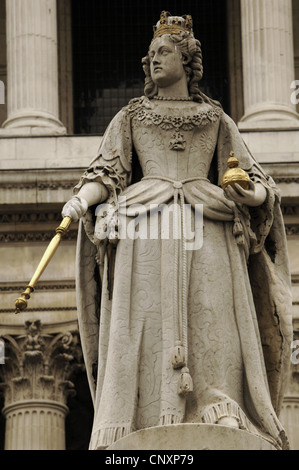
[74,106,133,194]
[73,107,133,244]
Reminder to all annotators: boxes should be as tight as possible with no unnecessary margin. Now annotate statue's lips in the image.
[154,67,163,72]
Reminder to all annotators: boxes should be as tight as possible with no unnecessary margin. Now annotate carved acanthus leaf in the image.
[0,321,83,406]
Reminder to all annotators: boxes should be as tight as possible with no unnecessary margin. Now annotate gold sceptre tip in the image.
[14,216,72,314]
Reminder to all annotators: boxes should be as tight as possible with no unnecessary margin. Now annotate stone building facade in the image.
[0,0,299,450]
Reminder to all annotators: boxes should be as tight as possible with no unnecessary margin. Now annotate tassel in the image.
[178,367,193,396]
[172,341,186,369]
[233,217,243,236]
[236,234,245,246]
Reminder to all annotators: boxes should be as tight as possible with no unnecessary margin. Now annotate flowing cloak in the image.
[73,97,293,450]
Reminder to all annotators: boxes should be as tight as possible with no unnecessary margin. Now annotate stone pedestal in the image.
[239,0,299,129]
[1,0,66,135]
[107,424,276,451]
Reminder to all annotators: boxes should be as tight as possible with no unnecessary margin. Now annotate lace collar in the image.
[127,96,222,131]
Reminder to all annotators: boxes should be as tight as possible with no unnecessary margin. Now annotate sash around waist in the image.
[119,175,238,222]
[92,175,254,262]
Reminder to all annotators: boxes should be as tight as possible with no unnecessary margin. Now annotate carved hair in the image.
[142,31,221,107]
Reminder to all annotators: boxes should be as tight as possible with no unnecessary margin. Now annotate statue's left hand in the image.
[224,181,267,207]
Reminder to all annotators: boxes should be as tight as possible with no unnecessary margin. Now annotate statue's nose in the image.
[152,53,161,65]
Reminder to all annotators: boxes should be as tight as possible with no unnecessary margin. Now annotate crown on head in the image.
[153,11,193,39]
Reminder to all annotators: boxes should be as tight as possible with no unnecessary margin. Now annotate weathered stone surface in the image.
[108,424,276,450]
[72,13,292,452]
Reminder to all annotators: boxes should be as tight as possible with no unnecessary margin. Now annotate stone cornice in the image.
[274,177,299,184]
[0,180,76,190]
[0,280,75,292]
[0,135,100,171]
[281,205,299,215]
[285,225,299,236]
[0,209,79,243]
[0,310,78,336]
[0,168,83,205]
[0,230,77,243]
[0,211,61,224]
[0,306,77,314]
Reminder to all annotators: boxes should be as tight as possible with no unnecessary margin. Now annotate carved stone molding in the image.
[0,320,82,407]
[0,281,76,293]
[275,177,299,184]
[285,225,299,236]
[280,205,299,236]
[0,211,61,224]
[0,207,78,243]
[281,206,299,216]
[0,181,76,191]
[0,320,84,449]
[0,231,77,243]
[0,306,77,314]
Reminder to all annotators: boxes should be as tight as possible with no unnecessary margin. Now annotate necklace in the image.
[153,96,193,102]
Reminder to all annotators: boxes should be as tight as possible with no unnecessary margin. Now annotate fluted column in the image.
[0,80,4,105]
[280,397,299,450]
[3,401,68,450]
[0,321,80,450]
[239,0,299,128]
[1,0,66,135]
[280,332,299,450]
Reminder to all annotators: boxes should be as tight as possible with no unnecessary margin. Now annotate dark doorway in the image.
[71,0,229,135]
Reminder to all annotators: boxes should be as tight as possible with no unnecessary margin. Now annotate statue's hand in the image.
[224,181,267,207]
[61,195,88,222]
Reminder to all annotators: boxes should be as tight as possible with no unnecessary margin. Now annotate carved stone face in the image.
[148,36,186,88]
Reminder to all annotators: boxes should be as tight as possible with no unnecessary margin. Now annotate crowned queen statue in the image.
[62,11,293,450]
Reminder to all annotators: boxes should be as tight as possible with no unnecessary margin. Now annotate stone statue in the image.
[62,11,293,450]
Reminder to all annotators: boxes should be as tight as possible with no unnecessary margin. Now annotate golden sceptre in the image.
[14,216,72,314]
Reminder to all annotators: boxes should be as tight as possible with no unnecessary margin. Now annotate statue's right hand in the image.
[61,195,89,222]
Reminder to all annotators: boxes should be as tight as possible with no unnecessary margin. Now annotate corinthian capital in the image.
[0,320,83,407]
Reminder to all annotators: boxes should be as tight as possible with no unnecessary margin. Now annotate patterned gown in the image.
[74,97,293,450]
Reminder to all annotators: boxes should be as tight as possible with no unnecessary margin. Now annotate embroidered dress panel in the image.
[130,100,220,181]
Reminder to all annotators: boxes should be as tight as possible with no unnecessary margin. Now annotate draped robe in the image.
[74,97,293,450]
